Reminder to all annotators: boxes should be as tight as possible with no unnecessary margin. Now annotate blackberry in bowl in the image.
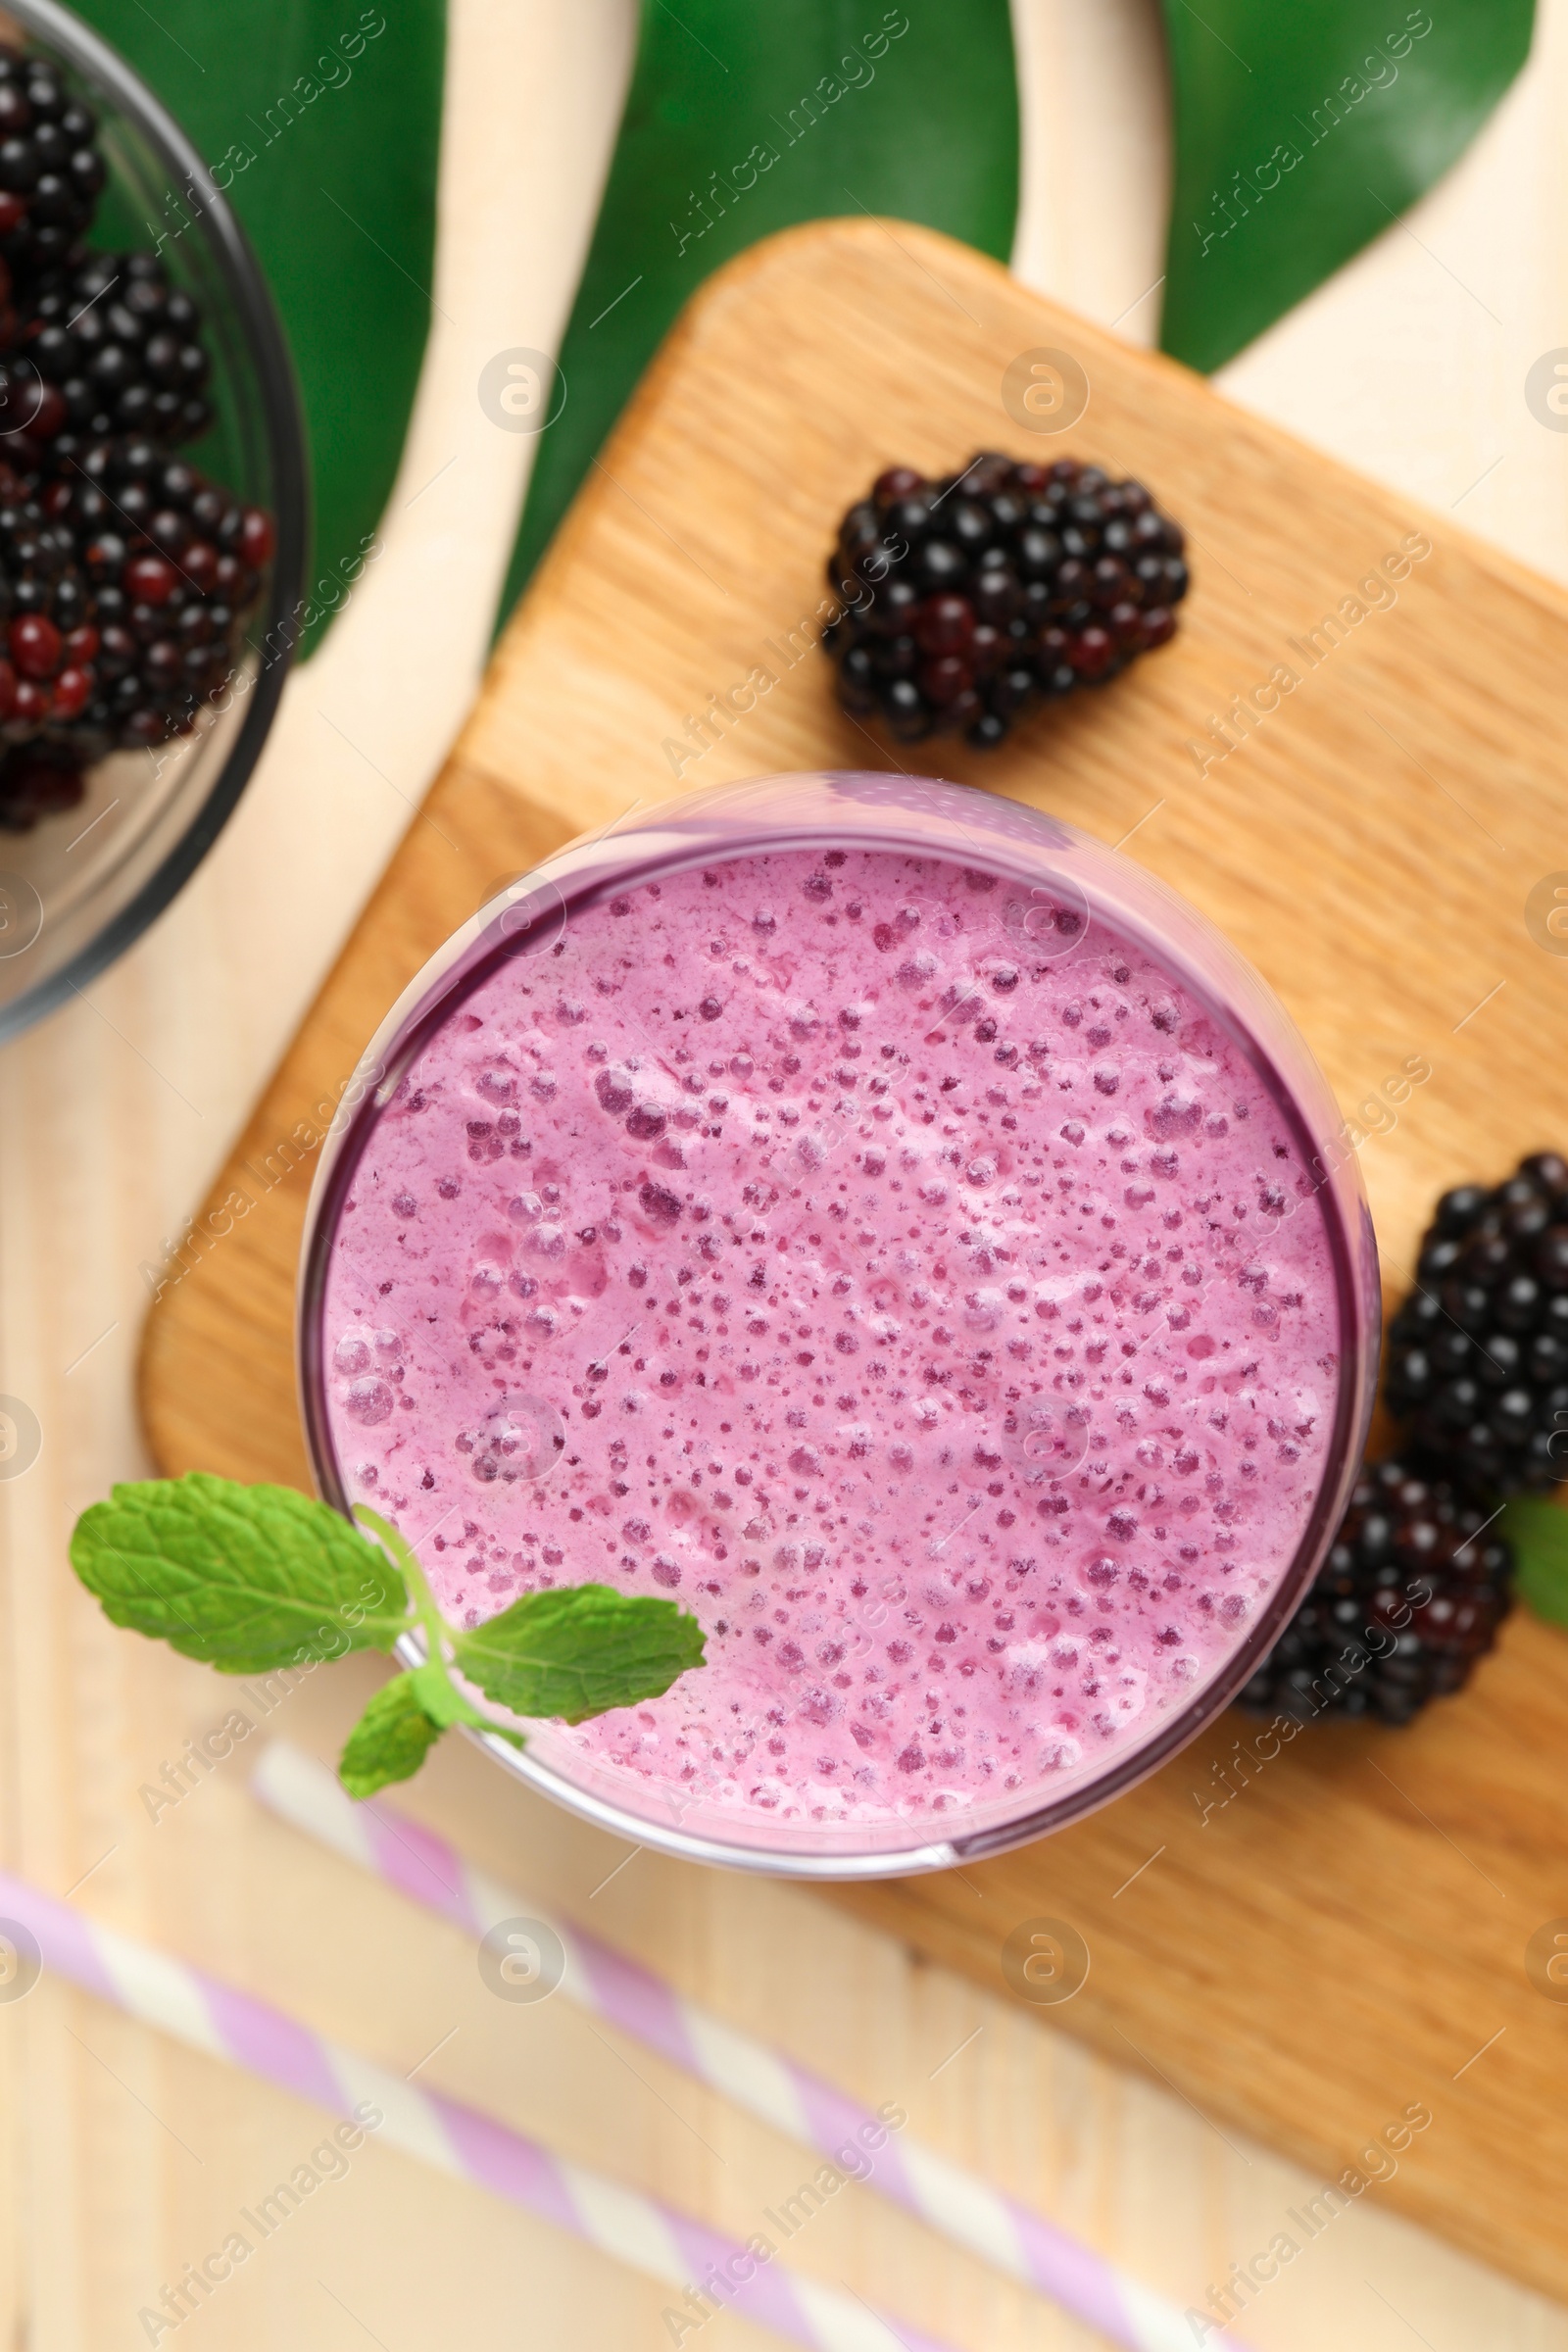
[0,462,96,734]
[14,248,213,449]
[0,41,104,287]
[0,0,304,1041]
[825,452,1188,750]
[46,435,271,754]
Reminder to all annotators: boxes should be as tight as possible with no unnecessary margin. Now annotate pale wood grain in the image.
[130,215,1568,2308]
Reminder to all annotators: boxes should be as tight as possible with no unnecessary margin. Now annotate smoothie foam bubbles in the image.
[301,776,1377,1874]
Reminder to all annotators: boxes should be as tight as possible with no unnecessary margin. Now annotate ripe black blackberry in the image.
[0,48,105,285]
[43,434,270,754]
[823,451,1188,749]
[1384,1152,1568,1494]
[0,464,98,739]
[1241,1457,1514,1726]
[0,250,212,468]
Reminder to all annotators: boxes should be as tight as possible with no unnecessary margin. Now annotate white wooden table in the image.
[3,3,1565,2343]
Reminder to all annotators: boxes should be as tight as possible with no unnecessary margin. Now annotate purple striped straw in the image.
[0,1868,964,2352]
[255,1742,1235,2352]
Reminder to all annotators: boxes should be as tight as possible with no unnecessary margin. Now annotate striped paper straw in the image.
[0,1868,966,2352]
[255,1742,1228,2352]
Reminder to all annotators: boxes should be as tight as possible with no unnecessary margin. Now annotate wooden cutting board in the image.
[138,219,1568,2303]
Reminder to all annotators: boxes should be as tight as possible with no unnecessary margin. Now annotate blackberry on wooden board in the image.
[823,450,1188,749]
[1241,1457,1514,1726]
[1385,1151,1568,1495]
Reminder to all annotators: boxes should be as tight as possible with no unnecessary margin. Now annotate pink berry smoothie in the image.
[306,778,1371,1868]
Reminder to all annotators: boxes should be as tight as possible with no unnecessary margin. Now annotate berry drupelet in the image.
[823,450,1188,749]
[1241,1456,1514,1726]
[0,48,105,286]
[1384,1152,1568,1495]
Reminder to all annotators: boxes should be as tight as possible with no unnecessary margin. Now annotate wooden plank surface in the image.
[136,216,1568,2302]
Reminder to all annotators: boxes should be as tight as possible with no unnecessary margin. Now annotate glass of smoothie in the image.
[298,774,1378,1877]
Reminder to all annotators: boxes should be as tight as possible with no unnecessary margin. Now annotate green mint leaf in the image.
[339,1675,445,1799]
[70,1473,413,1674]
[451,1583,706,1725]
[1504,1494,1568,1629]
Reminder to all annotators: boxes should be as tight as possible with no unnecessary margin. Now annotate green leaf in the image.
[452,1583,706,1725]
[73,0,444,656]
[496,0,1018,626]
[1159,1,1534,374]
[340,1673,445,1798]
[1505,1494,1568,1630]
[70,1472,411,1673]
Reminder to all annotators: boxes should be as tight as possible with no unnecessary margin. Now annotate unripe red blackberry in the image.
[824,452,1188,748]
[1385,1152,1568,1494]
[1241,1456,1513,1726]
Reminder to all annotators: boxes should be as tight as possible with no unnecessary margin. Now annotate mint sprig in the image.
[70,1474,706,1799]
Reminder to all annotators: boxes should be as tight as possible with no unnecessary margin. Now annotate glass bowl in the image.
[299,773,1379,1879]
[0,0,306,1039]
